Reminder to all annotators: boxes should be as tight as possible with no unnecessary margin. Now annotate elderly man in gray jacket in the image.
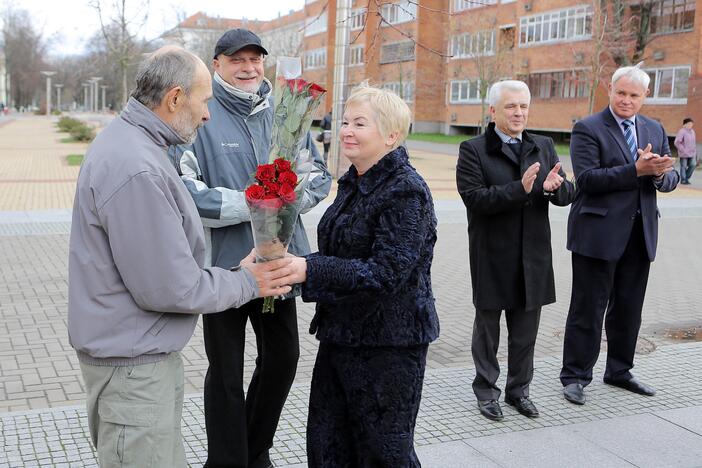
[68,47,297,468]
[172,29,332,468]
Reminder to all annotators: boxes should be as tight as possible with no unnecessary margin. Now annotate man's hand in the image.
[543,162,564,192]
[522,162,540,194]
[635,144,674,177]
[240,250,294,298]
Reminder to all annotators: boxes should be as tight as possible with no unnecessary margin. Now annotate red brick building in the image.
[168,0,702,136]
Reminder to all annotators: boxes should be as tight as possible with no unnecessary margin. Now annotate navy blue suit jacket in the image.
[566,107,679,261]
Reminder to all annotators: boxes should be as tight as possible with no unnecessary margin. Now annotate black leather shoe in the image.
[603,376,656,396]
[478,399,504,421]
[563,383,586,405]
[505,395,540,418]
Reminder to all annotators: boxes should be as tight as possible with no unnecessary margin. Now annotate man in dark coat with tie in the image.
[560,65,679,405]
[456,80,576,421]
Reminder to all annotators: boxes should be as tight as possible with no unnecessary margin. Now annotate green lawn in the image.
[66,154,84,166]
[407,133,472,145]
[407,132,571,157]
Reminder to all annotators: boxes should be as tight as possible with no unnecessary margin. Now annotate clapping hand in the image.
[635,143,674,178]
[543,162,564,192]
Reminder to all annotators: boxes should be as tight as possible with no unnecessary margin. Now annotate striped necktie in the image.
[621,120,638,161]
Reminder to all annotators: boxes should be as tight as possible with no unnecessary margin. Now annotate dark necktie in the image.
[622,120,638,161]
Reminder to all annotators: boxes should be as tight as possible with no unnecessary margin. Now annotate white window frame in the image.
[452,0,497,12]
[348,7,367,30]
[449,79,482,104]
[349,45,364,66]
[381,1,417,26]
[382,81,415,103]
[304,48,327,70]
[644,65,690,104]
[450,30,496,58]
[519,5,593,47]
[304,12,328,37]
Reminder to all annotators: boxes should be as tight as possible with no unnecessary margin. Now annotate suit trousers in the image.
[307,342,427,468]
[560,217,651,386]
[203,298,300,468]
[471,306,542,401]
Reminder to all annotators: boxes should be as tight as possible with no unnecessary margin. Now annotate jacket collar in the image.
[339,146,409,195]
[485,122,537,165]
[212,73,272,118]
[120,97,186,147]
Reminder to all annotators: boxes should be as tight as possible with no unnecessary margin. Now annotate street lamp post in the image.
[40,71,57,116]
[100,85,108,112]
[91,77,102,113]
[54,84,64,113]
[329,0,351,178]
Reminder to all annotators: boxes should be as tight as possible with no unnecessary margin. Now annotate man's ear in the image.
[163,86,183,113]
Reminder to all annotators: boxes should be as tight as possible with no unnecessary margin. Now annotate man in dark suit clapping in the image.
[560,65,679,405]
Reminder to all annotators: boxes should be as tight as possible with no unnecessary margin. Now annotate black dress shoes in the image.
[505,396,540,418]
[478,399,504,421]
[603,376,656,396]
[563,383,586,405]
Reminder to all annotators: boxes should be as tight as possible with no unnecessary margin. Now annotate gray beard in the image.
[172,111,199,145]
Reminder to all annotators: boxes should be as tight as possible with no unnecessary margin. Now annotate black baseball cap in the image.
[214,29,268,59]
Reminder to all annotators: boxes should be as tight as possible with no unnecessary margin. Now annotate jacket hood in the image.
[120,97,187,147]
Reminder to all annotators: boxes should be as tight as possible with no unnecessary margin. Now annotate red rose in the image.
[274,158,292,173]
[278,183,296,204]
[264,181,279,194]
[308,83,326,99]
[256,164,276,182]
[287,78,307,94]
[262,194,283,210]
[278,170,298,186]
[245,184,265,202]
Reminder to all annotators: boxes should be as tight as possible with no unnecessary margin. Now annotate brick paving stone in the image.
[1,342,701,467]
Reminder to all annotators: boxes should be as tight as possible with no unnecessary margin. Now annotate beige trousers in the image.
[79,352,186,468]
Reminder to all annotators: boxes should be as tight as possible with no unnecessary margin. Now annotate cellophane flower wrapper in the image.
[245,57,326,313]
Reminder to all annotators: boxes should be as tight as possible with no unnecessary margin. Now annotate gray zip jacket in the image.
[68,98,259,366]
[171,74,332,270]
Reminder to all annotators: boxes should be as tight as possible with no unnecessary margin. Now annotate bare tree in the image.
[90,0,150,108]
[472,23,513,132]
[1,6,48,109]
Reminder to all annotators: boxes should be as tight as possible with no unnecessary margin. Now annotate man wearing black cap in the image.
[172,29,331,467]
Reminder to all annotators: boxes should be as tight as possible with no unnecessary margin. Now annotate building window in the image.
[450,30,496,58]
[645,66,690,103]
[382,81,415,102]
[348,8,367,30]
[381,1,417,26]
[305,12,328,37]
[450,80,481,103]
[380,41,415,64]
[349,45,364,66]
[519,6,593,46]
[527,70,589,99]
[649,0,695,34]
[452,0,497,12]
[304,48,327,69]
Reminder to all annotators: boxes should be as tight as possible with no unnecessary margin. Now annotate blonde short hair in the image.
[345,84,411,150]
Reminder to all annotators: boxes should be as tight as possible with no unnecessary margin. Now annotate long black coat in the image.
[456,123,576,310]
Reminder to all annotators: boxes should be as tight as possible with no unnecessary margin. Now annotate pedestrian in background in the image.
[674,117,696,185]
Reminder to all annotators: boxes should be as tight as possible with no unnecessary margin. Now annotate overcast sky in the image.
[8,0,305,56]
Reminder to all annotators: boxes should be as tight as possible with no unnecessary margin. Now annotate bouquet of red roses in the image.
[245,57,326,313]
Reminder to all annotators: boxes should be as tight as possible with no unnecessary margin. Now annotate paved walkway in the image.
[1,116,702,467]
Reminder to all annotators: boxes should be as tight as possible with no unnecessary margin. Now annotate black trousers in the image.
[307,342,428,468]
[471,307,542,401]
[203,298,299,468]
[560,218,650,386]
